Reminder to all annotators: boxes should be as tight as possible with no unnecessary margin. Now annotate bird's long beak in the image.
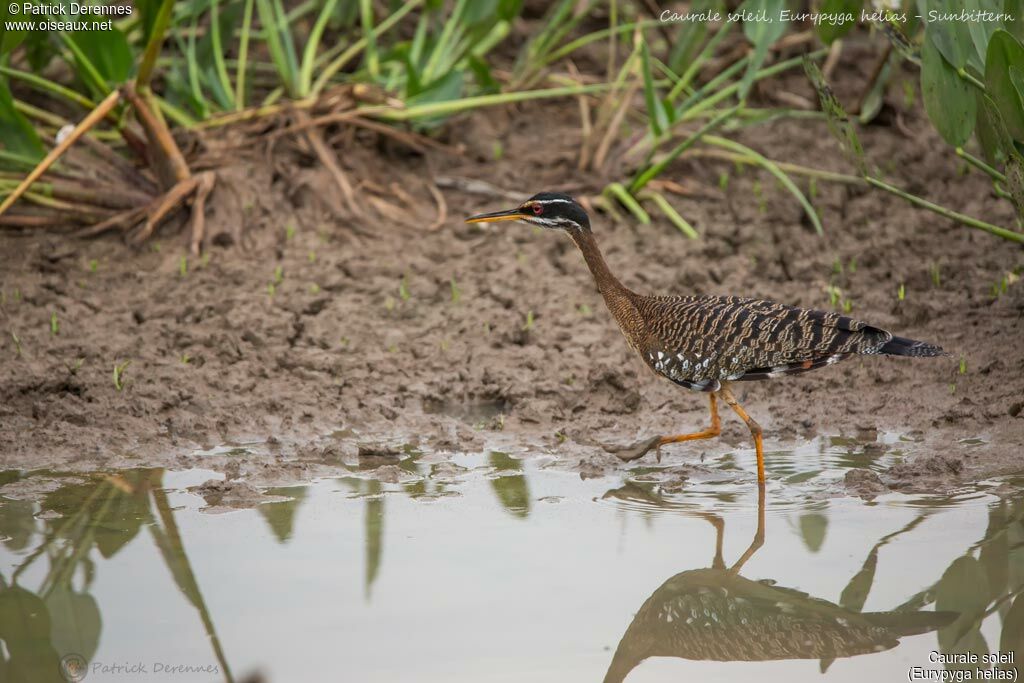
[464,207,526,224]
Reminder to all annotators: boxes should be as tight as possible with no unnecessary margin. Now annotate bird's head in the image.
[465,192,590,233]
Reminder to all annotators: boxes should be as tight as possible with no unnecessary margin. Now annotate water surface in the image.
[0,441,1021,682]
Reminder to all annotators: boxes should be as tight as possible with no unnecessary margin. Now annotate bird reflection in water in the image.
[601,486,957,683]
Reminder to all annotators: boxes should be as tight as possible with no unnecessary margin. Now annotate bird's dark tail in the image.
[878,335,945,357]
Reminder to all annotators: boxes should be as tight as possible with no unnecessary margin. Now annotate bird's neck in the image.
[569,229,631,299]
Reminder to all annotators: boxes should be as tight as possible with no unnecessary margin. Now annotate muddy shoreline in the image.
[2,62,1023,501]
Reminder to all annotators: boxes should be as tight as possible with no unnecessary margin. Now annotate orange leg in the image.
[615,394,721,462]
[718,386,765,485]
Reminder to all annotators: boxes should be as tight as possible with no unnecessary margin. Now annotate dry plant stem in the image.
[78,133,158,193]
[593,82,639,171]
[426,181,447,231]
[295,109,360,216]
[0,214,69,227]
[132,176,200,244]
[0,90,121,218]
[121,84,190,188]
[190,172,216,255]
[823,39,843,81]
[75,204,150,237]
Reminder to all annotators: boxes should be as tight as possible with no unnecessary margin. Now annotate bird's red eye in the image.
[532,204,543,215]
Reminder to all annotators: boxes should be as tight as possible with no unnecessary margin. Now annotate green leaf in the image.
[0,78,44,161]
[71,25,132,85]
[0,1,29,55]
[986,30,1024,141]
[924,0,980,70]
[738,0,788,100]
[977,92,1012,161]
[965,0,1007,68]
[921,34,976,146]
[817,0,862,45]
[1006,0,1024,42]
[640,40,667,137]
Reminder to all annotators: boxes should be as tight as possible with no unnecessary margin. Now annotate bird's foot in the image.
[606,435,662,462]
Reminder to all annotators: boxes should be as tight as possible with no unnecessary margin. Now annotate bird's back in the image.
[630,294,941,392]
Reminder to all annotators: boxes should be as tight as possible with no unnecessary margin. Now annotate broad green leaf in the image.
[985,30,1024,141]
[738,0,788,100]
[71,25,132,85]
[1007,0,1024,41]
[817,0,862,45]
[0,1,29,55]
[921,34,976,146]
[0,78,44,161]
[965,0,1007,68]
[924,0,980,70]
[977,92,1012,162]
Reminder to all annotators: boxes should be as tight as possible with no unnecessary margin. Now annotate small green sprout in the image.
[897,283,906,301]
[384,296,396,311]
[10,331,21,357]
[826,284,842,307]
[450,277,461,303]
[492,140,504,161]
[181,353,191,364]
[808,177,818,200]
[65,358,83,375]
[309,283,321,294]
[718,171,730,190]
[578,303,592,316]
[308,250,316,263]
[959,357,967,375]
[399,274,410,301]
[929,262,941,287]
[848,257,857,274]
[273,265,284,284]
[555,431,567,444]
[949,382,956,395]
[832,257,843,275]
[200,252,211,268]
[267,282,276,297]
[50,311,58,336]
[285,222,297,240]
[387,344,398,353]
[440,338,450,352]
[113,360,131,391]
[841,299,853,314]
[151,242,161,253]
[88,259,98,273]
[179,255,188,277]
[522,310,535,331]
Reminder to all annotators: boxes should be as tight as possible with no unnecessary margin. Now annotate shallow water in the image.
[0,441,1021,683]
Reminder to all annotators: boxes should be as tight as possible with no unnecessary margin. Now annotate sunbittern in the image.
[466,192,944,485]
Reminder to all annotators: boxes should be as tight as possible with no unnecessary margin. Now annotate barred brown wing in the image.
[634,295,893,391]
